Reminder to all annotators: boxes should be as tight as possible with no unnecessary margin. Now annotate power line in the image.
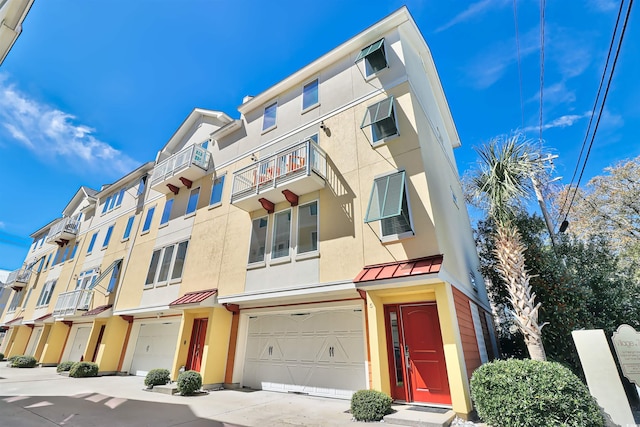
[559,0,634,230]
[513,0,525,130]
[556,0,627,227]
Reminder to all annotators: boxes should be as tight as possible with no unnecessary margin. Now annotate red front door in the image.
[384,303,451,405]
[186,318,208,372]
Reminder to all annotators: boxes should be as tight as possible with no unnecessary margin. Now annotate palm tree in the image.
[468,133,547,361]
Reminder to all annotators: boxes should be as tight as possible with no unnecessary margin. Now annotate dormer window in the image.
[355,38,387,77]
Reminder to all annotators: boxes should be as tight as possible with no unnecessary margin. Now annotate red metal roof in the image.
[169,289,217,306]
[354,255,443,284]
[82,305,113,317]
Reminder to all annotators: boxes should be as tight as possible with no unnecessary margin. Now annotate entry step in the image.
[384,405,456,427]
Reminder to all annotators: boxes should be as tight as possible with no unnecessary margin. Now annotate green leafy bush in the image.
[470,359,605,427]
[7,355,20,363]
[176,370,202,395]
[69,361,99,378]
[0,352,4,361]
[56,361,75,373]
[144,368,171,388]
[350,390,393,422]
[11,355,37,368]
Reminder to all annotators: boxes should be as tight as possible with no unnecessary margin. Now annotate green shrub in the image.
[11,355,37,368]
[470,359,605,427]
[144,368,171,388]
[176,370,202,395]
[69,361,99,378]
[56,361,75,373]
[350,389,393,422]
[7,355,20,363]
[0,352,4,361]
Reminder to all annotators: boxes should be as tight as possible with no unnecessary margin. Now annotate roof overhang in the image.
[95,162,155,199]
[112,305,181,317]
[82,304,113,318]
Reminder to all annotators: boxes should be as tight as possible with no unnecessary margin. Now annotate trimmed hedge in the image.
[144,368,171,388]
[11,355,37,368]
[0,352,4,361]
[57,361,75,373]
[69,361,99,378]
[470,359,605,427]
[177,370,202,395]
[350,390,393,422]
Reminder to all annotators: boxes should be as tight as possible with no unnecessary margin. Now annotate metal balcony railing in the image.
[46,217,80,244]
[5,268,31,287]
[150,144,211,188]
[52,289,93,317]
[231,139,327,203]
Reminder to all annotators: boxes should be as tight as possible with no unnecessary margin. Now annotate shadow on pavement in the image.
[0,393,244,427]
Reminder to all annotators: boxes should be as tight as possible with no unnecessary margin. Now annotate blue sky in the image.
[0,0,637,270]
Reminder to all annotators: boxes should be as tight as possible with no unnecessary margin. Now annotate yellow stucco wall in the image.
[6,326,30,357]
[33,324,51,361]
[95,315,129,372]
[39,321,70,365]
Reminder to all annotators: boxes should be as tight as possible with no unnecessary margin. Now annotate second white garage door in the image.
[243,309,366,399]
[67,326,92,362]
[129,322,180,376]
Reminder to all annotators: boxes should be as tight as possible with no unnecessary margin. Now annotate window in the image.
[248,217,268,264]
[115,188,126,207]
[102,188,125,214]
[262,102,277,131]
[144,240,189,287]
[137,176,147,196]
[123,215,135,240]
[87,232,98,253]
[36,280,57,307]
[53,246,69,266]
[102,225,114,248]
[102,197,110,214]
[36,257,45,273]
[186,188,200,215]
[22,288,32,309]
[142,206,155,233]
[302,79,319,111]
[106,261,121,293]
[69,243,79,260]
[361,96,399,144]
[77,268,99,289]
[297,201,318,254]
[365,171,413,238]
[272,210,291,259]
[209,175,225,206]
[7,289,23,312]
[160,199,174,225]
[355,38,387,76]
[44,253,52,270]
[108,195,117,211]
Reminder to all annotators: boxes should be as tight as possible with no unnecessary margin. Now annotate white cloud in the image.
[435,0,509,33]
[0,221,5,229]
[0,78,138,175]
[523,111,592,133]
[528,81,576,107]
[588,0,618,12]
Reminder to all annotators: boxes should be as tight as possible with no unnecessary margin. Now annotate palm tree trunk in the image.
[494,225,546,361]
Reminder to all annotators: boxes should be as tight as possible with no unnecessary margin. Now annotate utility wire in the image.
[538,0,546,148]
[556,0,627,226]
[560,0,634,228]
[513,0,525,130]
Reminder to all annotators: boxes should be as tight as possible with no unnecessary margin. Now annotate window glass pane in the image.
[137,176,147,196]
[365,171,406,222]
[161,199,174,224]
[45,253,52,269]
[145,250,161,285]
[248,217,268,264]
[272,210,291,259]
[142,207,155,232]
[103,225,114,247]
[373,112,398,141]
[381,191,412,236]
[102,196,110,214]
[123,216,135,239]
[365,47,387,75]
[107,262,120,293]
[61,246,69,263]
[157,246,174,282]
[70,243,78,259]
[108,195,117,211]
[44,280,56,305]
[171,241,189,280]
[298,201,318,254]
[115,188,125,207]
[263,102,277,130]
[87,232,98,253]
[186,188,200,215]
[302,80,318,110]
[210,175,225,205]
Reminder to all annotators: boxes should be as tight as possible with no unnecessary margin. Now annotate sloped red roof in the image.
[82,304,113,317]
[354,255,443,284]
[170,289,217,306]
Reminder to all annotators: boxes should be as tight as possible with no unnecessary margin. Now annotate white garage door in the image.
[243,309,366,399]
[67,327,92,362]
[130,322,180,376]
[25,327,43,357]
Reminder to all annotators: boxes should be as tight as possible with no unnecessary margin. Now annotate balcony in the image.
[150,144,212,194]
[5,268,31,291]
[52,289,93,317]
[46,217,80,246]
[231,139,327,212]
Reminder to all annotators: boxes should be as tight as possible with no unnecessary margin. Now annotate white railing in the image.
[53,289,93,317]
[47,217,80,243]
[231,139,327,202]
[150,145,211,187]
[6,268,31,286]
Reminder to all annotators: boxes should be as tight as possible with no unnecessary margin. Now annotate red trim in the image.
[281,189,299,207]
[223,303,240,313]
[258,197,275,213]
[170,289,217,306]
[62,321,73,327]
[167,183,180,195]
[120,315,134,323]
[357,289,367,300]
[179,177,193,188]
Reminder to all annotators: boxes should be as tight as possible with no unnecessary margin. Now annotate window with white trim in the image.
[76,268,100,289]
[36,279,57,307]
[262,102,277,131]
[160,199,174,225]
[102,224,114,248]
[297,201,318,254]
[355,38,387,77]
[123,215,135,240]
[144,240,189,288]
[361,96,399,145]
[365,170,413,239]
[302,79,319,111]
[272,210,291,259]
[142,206,155,233]
[101,188,125,215]
[87,232,98,254]
[7,289,23,312]
[209,175,225,206]
[248,217,268,264]
[186,188,200,215]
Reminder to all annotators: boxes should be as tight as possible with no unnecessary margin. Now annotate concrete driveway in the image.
[0,365,355,426]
